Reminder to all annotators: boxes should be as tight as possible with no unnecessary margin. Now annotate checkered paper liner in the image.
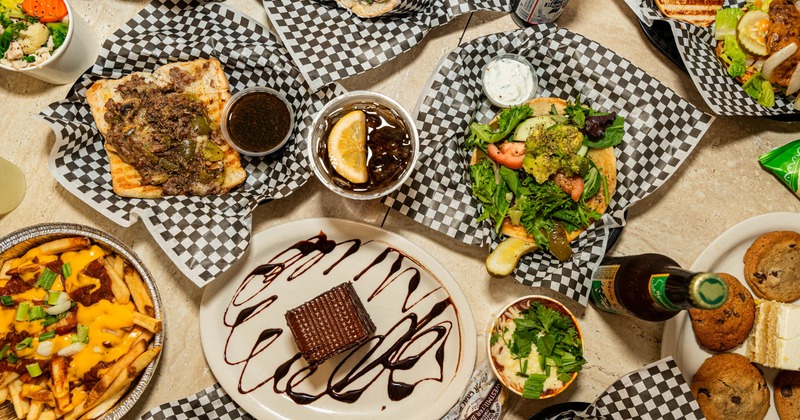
[262,0,512,91]
[382,26,714,305]
[37,0,346,287]
[140,384,252,420]
[141,358,699,420]
[545,357,703,420]
[625,0,799,116]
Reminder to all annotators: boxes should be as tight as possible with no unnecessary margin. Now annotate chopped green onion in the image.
[62,262,72,279]
[47,291,61,306]
[0,295,13,306]
[15,302,30,321]
[76,324,89,344]
[35,268,58,290]
[26,363,42,378]
[7,352,18,364]
[39,331,56,341]
[522,374,548,399]
[28,306,46,321]
[557,372,572,383]
[0,344,8,359]
[15,337,33,350]
[41,315,58,327]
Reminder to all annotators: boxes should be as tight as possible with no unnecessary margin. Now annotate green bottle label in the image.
[649,274,680,312]
[590,265,632,316]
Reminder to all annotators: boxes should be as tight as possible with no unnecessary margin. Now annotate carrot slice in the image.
[22,0,68,24]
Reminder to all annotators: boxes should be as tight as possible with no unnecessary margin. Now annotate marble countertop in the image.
[0,0,798,418]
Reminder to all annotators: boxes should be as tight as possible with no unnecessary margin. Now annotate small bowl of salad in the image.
[0,0,99,84]
[488,295,585,399]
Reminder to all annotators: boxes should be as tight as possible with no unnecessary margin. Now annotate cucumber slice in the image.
[737,10,769,57]
[512,116,557,141]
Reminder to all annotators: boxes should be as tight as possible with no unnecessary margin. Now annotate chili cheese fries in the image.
[0,236,162,419]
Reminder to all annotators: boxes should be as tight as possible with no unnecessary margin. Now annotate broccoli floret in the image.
[46,22,67,49]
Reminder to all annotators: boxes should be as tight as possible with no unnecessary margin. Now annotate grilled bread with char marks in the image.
[655,0,724,27]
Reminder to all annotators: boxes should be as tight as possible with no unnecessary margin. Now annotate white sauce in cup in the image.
[482,56,537,108]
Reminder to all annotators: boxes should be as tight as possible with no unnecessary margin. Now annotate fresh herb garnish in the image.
[494,302,586,399]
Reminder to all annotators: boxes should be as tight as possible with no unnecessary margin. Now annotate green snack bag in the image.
[759,140,800,195]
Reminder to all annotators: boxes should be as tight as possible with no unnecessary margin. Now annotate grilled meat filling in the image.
[102,70,226,196]
[767,0,800,87]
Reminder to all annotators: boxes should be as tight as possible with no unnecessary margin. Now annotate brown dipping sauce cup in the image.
[220,86,295,157]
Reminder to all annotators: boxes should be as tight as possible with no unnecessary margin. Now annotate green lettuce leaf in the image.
[723,35,747,78]
[465,105,533,151]
[714,8,745,41]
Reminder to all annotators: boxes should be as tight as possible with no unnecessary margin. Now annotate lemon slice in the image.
[327,110,368,184]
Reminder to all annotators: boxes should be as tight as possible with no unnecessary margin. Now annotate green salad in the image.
[465,98,624,275]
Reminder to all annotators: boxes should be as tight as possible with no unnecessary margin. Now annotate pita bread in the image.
[336,0,399,17]
[654,0,724,27]
[472,97,618,245]
[86,59,246,198]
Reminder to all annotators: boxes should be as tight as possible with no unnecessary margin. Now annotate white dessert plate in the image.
[662,212,800,420]
[200,218,477,419]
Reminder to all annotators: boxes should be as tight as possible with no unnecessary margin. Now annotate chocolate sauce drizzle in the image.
[221,232,461,407]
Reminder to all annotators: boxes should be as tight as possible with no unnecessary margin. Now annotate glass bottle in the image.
[590,253,728,322]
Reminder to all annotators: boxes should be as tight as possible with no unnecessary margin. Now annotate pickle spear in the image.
[486,237,538,277]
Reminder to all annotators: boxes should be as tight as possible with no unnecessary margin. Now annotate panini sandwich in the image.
[86,58,246,198]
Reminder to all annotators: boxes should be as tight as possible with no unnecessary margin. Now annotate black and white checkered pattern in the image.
[625,0,799,116]
[262,0,512,91]
[141,384,253,420]
[38,0,346,287]
[383,26,714,305]
[547,358,703,420]
[142,359,700,419]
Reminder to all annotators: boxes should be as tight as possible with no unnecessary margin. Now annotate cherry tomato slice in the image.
[487,142,525,170]
[22,0,68,24]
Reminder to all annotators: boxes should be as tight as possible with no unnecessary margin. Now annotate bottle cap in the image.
[689,274,729,309]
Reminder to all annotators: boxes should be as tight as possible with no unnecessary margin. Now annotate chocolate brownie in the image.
[690,353,770,420]
[285,282,376,366]
[690,273,755,352]
[743,231,800,302]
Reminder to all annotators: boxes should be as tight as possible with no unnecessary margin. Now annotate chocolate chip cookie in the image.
[775,370,800,419]
[690,273,755,352]
[743,231,800,302]
[690,353,770,420]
